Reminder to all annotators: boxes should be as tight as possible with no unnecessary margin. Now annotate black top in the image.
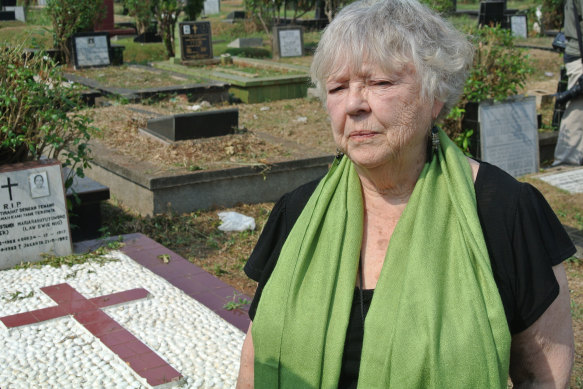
[244,161,576,387]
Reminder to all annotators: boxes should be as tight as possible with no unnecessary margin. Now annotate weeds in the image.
[2,290,34,302]
[223,292,251,311]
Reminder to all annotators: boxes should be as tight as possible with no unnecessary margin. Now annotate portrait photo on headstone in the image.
[29,171,49,199]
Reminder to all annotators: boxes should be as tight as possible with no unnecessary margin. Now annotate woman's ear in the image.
[432,100,445,120]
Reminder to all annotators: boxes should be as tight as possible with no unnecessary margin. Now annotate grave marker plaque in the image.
[0,160,72,269]
[510,14,527,38]
[273,26,304,58]
[479,96,538,177]
[72,32,111,69]
[180,21,213,61]
[203,0,220,15]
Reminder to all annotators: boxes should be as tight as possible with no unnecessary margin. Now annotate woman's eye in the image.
[372,80,392,86]
[327,85,345,94]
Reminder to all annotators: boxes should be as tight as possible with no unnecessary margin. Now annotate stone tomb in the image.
[478,95,539,177]
[272,25,304,59]
[179,21,213,62]
[72,32,111,69]
[539,167,583,194]
[141,109,239,142]
[228,37,264,48]
[0,233,249,388]
[0,160,72,269]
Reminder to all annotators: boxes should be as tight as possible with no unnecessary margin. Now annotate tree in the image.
[123,0,155,35]
[46,0,105,65]
[153,0,183,58]
[184,0,205,21]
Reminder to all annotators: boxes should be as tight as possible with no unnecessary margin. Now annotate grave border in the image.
[63,64,230,103]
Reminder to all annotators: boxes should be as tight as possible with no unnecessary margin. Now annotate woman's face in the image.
[325,62,443,170]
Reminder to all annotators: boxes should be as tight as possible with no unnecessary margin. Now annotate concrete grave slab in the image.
[538,167,583,193]
[227,38,263,48]
[0,233,249,388]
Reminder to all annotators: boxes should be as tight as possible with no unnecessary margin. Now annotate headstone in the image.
[94,0,114,32]
[179,21,213,61]
[224,11,246,23]
[227,37,263,48]
[0,160,72,270]
[203,0,220,16]
[37,0,47,5]
[478,1,506,27]
[4,6,24,22]
[479,95,539,177]
[510,14,527,38]
[72,32,111,69]
[142,109,239,142]
[273,26,304,59]
[0,11,14,20]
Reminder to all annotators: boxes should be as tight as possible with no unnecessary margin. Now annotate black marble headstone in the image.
[0,11,15,20]
[478,1,506,27]
[145,109,239,142]
[179,21,213,61]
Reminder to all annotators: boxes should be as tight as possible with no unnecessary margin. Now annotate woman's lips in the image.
[349,131,378,139]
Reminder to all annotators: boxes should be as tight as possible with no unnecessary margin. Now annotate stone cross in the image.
[0,283,182,387]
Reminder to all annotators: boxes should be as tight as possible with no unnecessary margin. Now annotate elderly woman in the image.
[237,0,575,387]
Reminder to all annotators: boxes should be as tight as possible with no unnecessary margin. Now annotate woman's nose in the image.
[345,85,370,115]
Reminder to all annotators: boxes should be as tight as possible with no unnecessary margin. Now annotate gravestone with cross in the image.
[179,21,213,61]
[0,160,72,269]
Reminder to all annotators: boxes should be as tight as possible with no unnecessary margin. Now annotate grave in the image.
[0,233,250,387]
[510,14,528,38]
[203,0,220,16]
[63,64,230,103]
[154,57,310,103]
[0,160,72,270]
[3,6,23,21]
[93,0,136,37]
[228,37,264,48]
[141,109,239,143]
[179,21,215,63]
[477,96,539,177]
[539,168,583,193]
[478,1,506,27]
[223,10,246,23]
[65,169,110,242]
[71,32,111,69]
[272,25,305,59]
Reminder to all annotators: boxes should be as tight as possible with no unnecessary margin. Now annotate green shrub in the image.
[224,47,271,58]
[0,44,96,188]
[463,25,533,104]
[444,26,533,151]
[46,0,105,64]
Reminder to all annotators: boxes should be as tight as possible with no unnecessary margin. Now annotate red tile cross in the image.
[0,283,182,387]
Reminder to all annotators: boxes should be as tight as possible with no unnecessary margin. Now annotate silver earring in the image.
[335,148,344,160]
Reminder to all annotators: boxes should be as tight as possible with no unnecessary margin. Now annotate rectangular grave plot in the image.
[72,32,111,69]
[146,109,239,142]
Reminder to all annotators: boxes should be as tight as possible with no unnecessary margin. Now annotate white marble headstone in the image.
[479,96,539,177]
[0,160,72,269]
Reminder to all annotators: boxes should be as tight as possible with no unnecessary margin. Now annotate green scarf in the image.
[252,129,511,388]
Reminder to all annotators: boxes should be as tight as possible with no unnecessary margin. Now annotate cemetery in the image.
[2,0,583,386]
